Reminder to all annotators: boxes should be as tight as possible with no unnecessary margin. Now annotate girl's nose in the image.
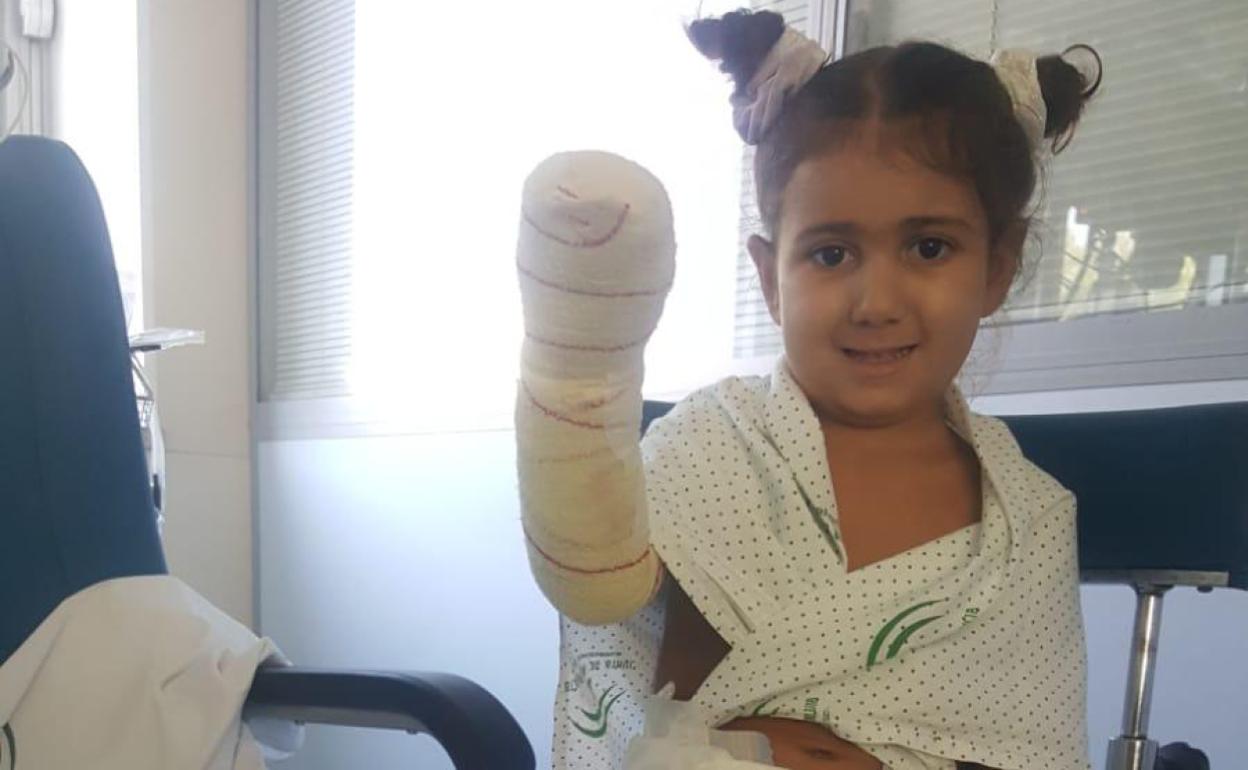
[847,256,905,327]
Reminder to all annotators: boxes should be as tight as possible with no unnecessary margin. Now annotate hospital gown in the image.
[551,358,1089,770]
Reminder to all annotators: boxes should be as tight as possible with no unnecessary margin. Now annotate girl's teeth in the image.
[846,346,914,362]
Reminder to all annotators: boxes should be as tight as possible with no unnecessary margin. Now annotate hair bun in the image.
[1036,44,1101,152]
[687,9,786,94]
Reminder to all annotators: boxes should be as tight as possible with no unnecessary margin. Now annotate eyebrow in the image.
[795,221,859,240]
[902,215,974,231]
[795,216,975,240]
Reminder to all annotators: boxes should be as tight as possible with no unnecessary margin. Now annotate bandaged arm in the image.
[515,151,674,626]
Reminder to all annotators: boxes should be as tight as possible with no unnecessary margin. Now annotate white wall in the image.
[257,430,559,769]
[259,379,1247,769]
[138,0,254,627]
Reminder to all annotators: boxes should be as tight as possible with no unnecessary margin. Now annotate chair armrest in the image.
[244,667,535,770]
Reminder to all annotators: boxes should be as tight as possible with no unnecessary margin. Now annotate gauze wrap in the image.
[623,685,774,769]
[516,151,675,625]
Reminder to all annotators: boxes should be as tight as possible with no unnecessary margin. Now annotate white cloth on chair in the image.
[0,575,300,769]
[552,357,1089,769]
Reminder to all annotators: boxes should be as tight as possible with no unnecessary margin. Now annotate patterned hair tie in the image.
[730,27,829,145]
[989,49,1048,157]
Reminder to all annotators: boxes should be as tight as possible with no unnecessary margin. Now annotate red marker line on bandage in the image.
[516,261,672,299]
[525,331,650,353]
[521,203,629,248]
[523,524,654,576]
[520,444,616,464]
[521,379,632,430]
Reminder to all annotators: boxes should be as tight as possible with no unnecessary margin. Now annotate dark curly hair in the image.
[689,9,1101,272]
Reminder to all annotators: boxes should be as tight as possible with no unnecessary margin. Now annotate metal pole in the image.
[1105,584,1169,770]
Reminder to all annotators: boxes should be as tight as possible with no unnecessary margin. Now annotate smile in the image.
[841,345,917,364]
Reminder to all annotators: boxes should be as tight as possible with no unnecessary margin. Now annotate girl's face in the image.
[749,133,1019,430]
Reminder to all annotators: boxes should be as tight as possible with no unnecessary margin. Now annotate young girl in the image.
[515,9,1100,769]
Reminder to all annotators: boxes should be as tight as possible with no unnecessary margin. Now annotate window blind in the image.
[258,0,354,401]
[733,0,1248,358]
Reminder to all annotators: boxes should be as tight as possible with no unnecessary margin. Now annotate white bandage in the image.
[625,686,775,769]
[515,151,675,625]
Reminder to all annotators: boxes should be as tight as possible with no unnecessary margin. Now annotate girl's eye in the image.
[811,245,848,268]
[914,237,952,261]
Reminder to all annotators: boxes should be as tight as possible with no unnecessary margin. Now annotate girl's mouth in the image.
[841,344,917,364]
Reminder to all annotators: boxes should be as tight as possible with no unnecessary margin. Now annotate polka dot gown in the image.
[551,358,1090,770]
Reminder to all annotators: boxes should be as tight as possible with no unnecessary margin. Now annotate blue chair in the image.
[0,135,535,770]
[642,398,1247,770]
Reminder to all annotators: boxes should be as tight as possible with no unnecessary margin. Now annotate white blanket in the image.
[552,358,1089,770]
[0,575,299,769]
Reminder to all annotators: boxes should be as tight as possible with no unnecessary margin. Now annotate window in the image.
[260,1,1245,436]
[256,0,355,402]
[51,1,143,329]
[732,0,1248,393]
[1,0,142,328]
[257,0,773,435]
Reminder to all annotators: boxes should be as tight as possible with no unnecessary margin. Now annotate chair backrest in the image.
[641,399,1248,590]
[0,136,166,664]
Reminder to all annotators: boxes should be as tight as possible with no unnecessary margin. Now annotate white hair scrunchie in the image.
[989,49,1048,156]
[730,27,829,145]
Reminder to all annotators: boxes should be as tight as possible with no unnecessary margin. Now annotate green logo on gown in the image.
[571,685,625,739]
[867,599,947,669]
